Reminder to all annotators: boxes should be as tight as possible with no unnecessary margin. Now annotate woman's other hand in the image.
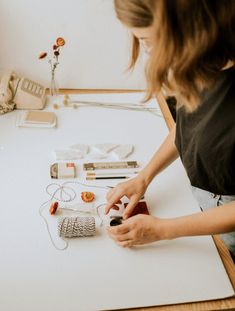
[107,214,167,247]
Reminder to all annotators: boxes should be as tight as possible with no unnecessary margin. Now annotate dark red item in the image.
[124,201,150,217]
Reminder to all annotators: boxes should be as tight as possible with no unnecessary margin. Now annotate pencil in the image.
[86,176,129,180]
[86,171,139,176]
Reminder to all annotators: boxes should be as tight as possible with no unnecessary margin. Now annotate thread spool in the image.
[58,216,96,238]
[110,216,123,226]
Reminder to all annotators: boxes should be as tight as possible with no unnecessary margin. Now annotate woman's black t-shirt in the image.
[175,67,235,195]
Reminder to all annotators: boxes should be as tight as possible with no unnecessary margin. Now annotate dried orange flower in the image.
[38,37,66,96]
[56,37,65,47]
[49,201,58,215]
[39,52,47,59]
[81,192,95,203]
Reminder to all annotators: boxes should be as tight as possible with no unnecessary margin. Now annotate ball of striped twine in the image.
[58,216,96,238]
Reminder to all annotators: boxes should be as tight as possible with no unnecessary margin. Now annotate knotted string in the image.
[39,181,109,250]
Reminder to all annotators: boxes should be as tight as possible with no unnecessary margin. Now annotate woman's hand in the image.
[105,175,148,219]
[107,214,167,247]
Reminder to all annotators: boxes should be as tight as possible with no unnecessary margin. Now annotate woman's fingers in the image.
[109,232,131,242]
[108,222,130,235]
[105,188,124,214]
[117,240,133,247]
[106,189,122,203]
[123,196,138,219]
[105,176,146,215]
[106,187,115,200]
[108,221,134,246]
[111,205,120,211]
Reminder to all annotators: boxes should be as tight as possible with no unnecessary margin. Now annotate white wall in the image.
[0,0,146,89]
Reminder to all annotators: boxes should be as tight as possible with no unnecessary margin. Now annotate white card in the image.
[112,144,134,159]
[93,143,119,155]
[70,144,89,156]
[54,149,83,160]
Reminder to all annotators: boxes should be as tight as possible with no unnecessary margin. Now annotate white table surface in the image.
[0,92,234,311]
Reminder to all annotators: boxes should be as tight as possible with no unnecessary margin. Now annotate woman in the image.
[105,0,235,260]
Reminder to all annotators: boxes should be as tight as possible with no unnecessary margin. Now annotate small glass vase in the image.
[49,71,59,97]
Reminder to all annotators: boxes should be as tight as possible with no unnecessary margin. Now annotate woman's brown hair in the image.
[114,0,235,111]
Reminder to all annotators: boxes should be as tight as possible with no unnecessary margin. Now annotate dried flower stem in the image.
[38,37,65,96]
